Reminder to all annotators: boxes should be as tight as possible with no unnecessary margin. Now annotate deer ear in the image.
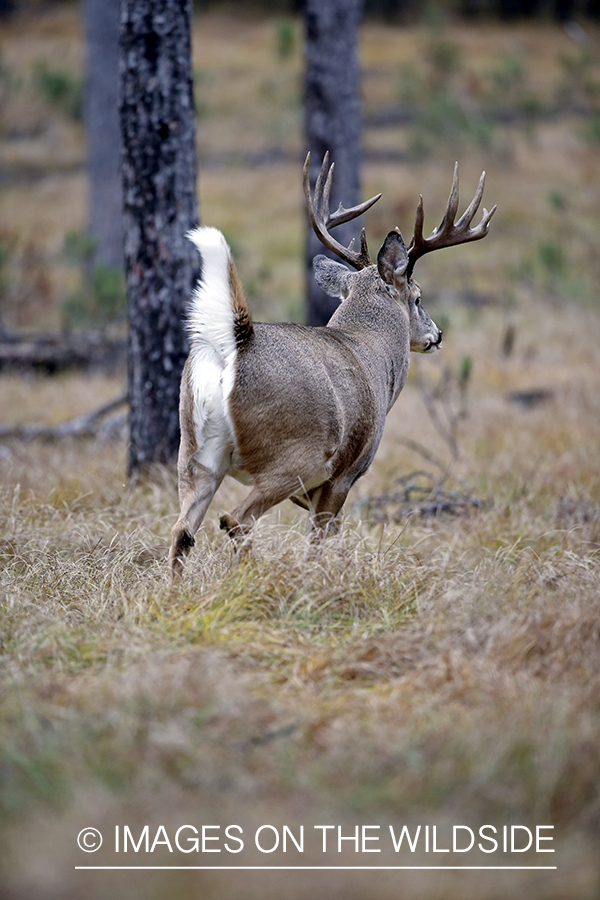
[377,231,409,285]
[313,255,353,299]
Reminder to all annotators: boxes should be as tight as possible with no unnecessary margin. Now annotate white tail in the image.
[169,154,495,576]
[185,226,237,356]
[182,227,240,482]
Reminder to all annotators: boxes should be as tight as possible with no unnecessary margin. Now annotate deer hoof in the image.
[220,514,250,543]
[168,528,195,577]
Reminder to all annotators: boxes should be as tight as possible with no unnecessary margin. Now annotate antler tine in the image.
[359,228,369,261]
[411,195,425,248]
[406,163,496,278]
[313,151,330,220]
[303,151,381,270]
[468,203,497,245]
[328,191,382,230]
[442,161,460,229]
[456,169,485,229]
[480,204,498,231]
[322,156,334,216]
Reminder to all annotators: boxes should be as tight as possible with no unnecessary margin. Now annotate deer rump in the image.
[184,229,391,514]
[228,322,384,501]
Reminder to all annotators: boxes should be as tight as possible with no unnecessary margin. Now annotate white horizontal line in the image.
[75,866,558,871]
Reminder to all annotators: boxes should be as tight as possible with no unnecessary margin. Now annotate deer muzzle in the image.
[425,329,443,353]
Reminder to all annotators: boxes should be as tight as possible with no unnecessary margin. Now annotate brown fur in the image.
[228,256,253,349]
[169,158,493,575]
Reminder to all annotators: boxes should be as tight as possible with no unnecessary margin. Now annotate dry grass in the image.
[1,5,600,900]
[1,297,599,899]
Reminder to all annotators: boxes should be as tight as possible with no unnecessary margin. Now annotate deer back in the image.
[228,232,437,487]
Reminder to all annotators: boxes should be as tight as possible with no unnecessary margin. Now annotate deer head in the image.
[303,151,496,353]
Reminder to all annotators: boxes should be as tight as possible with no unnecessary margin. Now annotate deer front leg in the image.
[169,459,223,578]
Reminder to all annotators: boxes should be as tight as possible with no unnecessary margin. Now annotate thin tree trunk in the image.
[120,0,199,475]
[83,0,123,271]
[303,0,363,326]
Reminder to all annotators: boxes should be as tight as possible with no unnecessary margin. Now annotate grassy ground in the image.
[1,5,600,900]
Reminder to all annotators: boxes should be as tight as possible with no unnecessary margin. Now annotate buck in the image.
[168,153,495,575]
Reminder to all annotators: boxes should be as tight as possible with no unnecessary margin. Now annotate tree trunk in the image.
[83,0,123,271]
[303,0,363,326]
[120,0,199,476]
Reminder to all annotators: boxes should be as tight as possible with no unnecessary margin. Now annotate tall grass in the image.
[1,297,599,898]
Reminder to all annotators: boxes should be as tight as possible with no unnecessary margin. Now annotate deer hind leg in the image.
[306,480,350,550]
[169,459,223,577]
[220,473,307,545]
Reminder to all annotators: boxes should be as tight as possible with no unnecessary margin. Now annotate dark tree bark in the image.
[303,0,363,326]
[587,0,600,18]
[83,0,123,271]
[120,0,199,475]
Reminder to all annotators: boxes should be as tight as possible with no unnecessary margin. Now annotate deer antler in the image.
[406,162,497,279]
[303,151,382,270]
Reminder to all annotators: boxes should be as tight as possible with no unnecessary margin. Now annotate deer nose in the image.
[436,329,443,345]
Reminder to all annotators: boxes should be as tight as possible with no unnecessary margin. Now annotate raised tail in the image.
[186,227,254,355]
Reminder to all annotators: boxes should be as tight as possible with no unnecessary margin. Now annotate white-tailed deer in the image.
[169,153,495,575]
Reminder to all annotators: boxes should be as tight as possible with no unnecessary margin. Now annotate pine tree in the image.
[304,0,363,326]
[120,0,199,475]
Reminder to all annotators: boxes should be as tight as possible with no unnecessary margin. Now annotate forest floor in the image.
[0,5,600,900]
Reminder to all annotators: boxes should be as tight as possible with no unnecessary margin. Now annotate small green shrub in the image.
[459,354,473,387]
[579,111,600,146]
[0,238,9,273]
[410,91,493,156]
[556,49,599,106]
[275,18,296,60]
[62,233,125,328]
[547,189,567,211]
[538,240,565,277]
[427,38,462,83]
[397,62,423,107]
[485,52,526,106]
[0,53,19,110]
[63,230,96,266]
[32,61,83,121]
[518,94,547,121]
[63,264,126,329]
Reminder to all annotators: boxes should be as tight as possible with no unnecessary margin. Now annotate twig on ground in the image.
[0,394,128,442]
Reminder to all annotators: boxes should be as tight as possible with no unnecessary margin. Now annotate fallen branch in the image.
[0,394,128,442]
[0,330,126,373]
[355,470,485,524]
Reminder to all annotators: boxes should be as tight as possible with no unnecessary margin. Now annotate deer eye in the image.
[415,296,421,306]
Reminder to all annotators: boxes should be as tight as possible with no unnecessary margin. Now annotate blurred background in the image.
[1,4,600,900]
[0,0,598,342]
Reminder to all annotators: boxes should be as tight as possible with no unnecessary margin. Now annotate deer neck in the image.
[327,277,411,412]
